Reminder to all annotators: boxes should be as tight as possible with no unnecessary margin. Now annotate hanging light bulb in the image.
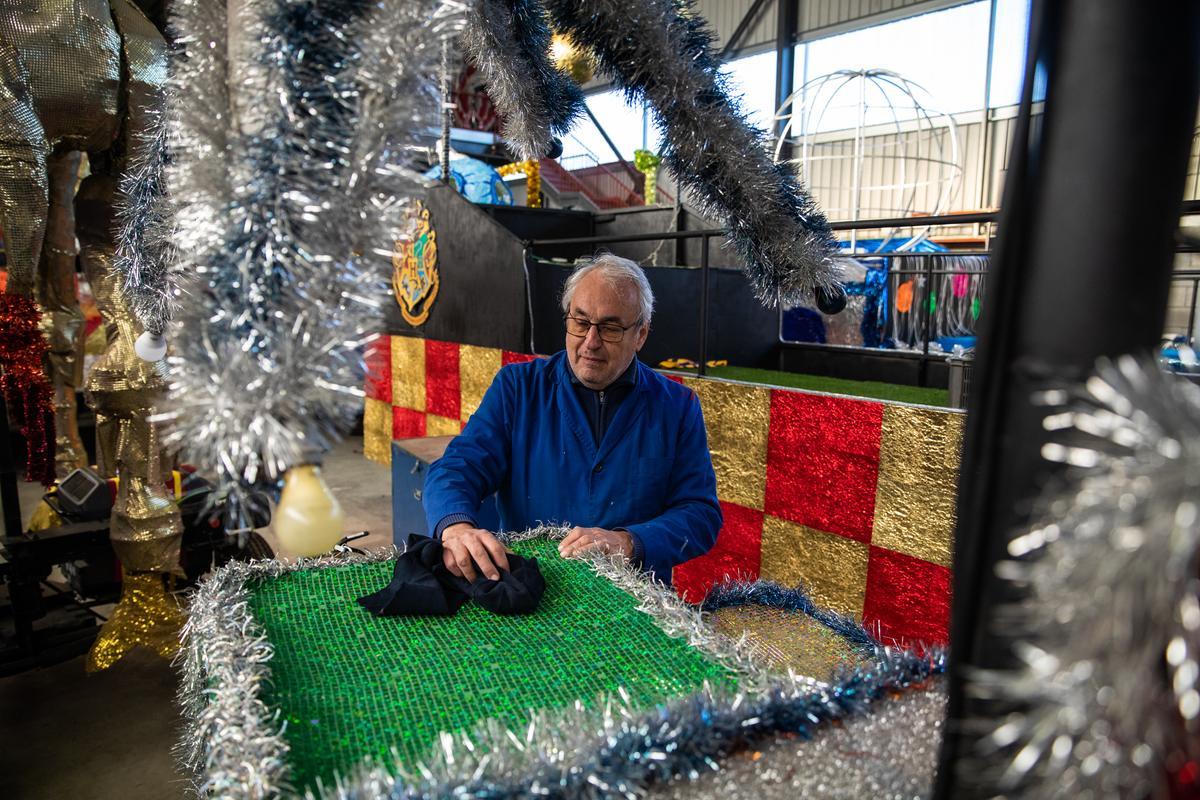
[550,33,595,85]
[273,464,346,557]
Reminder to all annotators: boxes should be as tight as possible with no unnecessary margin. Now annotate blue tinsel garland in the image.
[701,579,881,653]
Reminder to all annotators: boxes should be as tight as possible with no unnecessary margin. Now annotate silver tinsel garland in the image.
[180,527,944,799]
[460,0,583,162]
[969,355,1200,798]
[115,99,174,338]
[466,0,840,304]
[130,0,466,513]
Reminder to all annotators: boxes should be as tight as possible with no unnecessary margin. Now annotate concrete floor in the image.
[1,436,393,799]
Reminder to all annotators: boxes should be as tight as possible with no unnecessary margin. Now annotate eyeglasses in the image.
[564,315,643,343]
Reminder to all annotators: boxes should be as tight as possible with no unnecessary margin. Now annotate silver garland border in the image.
[179,529,917,798]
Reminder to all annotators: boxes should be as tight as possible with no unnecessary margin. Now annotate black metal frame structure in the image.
[935,1,1200,796]
[527,211,999,379]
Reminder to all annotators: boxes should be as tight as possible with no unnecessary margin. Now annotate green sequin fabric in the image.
[248,539,739,792]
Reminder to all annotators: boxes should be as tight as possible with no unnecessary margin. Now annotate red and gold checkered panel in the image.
[363,338,538,464]
[364,336,963,645]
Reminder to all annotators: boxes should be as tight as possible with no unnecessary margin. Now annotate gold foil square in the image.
[871,405,965,567]
[760,515,870,620]
[363,397,392,465]
[390,335,425,411]
[709,604,870,681]
[425,413,462,437]
[459,344,502,421]
[683,377,771,510]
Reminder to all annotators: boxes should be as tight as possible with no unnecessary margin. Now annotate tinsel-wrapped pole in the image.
[937,2,1200,795]
[967,357,1200,797]
[131,0,466,515]
[440,36,452,184]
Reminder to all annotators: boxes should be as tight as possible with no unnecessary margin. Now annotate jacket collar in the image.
[554,352,648,463]
[563,354,639,391]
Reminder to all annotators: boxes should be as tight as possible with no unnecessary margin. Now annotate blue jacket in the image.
[423,351,722,584]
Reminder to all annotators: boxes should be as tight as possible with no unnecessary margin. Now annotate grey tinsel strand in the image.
[541,0,839,305]
[156,0,466,510]
[968,356,1200,798]
[461,0,583,161]
[115,106,174,337]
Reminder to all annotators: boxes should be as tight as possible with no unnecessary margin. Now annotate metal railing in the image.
[527,210,998,377]
[527,202,1200,379]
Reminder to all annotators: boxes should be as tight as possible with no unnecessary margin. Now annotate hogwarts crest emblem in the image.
[392,201,440,326]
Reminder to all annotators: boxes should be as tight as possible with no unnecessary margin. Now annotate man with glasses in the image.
[422,253,721,586]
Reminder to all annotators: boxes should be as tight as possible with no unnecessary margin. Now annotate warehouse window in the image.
[794,0,1031,132]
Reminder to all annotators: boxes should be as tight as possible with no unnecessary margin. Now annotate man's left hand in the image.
[558,527,633,560]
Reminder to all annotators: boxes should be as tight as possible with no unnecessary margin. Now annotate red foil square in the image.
[425,339,461,420]
[392,406,426,439]
[502,350,539,366]
[673,501,764,604]
[363,336,391,402]
[862,546,951,647]
[764,391,883,543]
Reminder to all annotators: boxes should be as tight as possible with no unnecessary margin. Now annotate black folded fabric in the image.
[459,553,546,616]
[357,536,544,617]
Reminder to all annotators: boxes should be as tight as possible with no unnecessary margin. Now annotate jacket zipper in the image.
[598,390,607,440]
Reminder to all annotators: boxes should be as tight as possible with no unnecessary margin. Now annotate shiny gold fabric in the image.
[363,397,393,465]
[709,604,870,681]
[85,571,183,672]
[38,150,88,476]
[0,0,122,296]
[425,413,461,436]
[390,335,426,411]
[81,212,165,395]
[78,169,181,573]
[760,515,871,620]
[683,377,771,510]
[458,342,502,421]
[871,406,964,568]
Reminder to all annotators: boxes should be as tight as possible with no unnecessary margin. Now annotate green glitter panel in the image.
[247,539,738,792]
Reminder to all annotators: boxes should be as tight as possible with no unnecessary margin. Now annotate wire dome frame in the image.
[774,69,963,254]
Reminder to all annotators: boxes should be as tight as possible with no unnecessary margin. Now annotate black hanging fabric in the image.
[358,536,546,617]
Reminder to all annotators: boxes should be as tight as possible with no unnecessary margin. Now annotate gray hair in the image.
[560,253,655,326]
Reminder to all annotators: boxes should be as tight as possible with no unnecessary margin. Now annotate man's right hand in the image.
[441,523,510,581]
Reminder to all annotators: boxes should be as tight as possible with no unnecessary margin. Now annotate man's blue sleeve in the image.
[422,371,512,537]
[625,392,723,577]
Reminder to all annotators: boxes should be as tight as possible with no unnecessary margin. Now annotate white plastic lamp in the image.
[274,464,346,557]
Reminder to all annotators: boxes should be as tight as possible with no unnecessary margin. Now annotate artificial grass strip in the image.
[675,366,951,407]
[248,539,737,791]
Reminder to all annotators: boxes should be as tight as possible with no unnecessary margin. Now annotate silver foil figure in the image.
[0,2,184,581]
[969,355,1200,798]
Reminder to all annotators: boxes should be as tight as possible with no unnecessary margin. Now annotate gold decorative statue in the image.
[0,1,184,670]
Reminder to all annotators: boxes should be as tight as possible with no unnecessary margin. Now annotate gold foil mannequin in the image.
[78,167,182,576]
[38,151,89,476]
[0,1,183,669]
